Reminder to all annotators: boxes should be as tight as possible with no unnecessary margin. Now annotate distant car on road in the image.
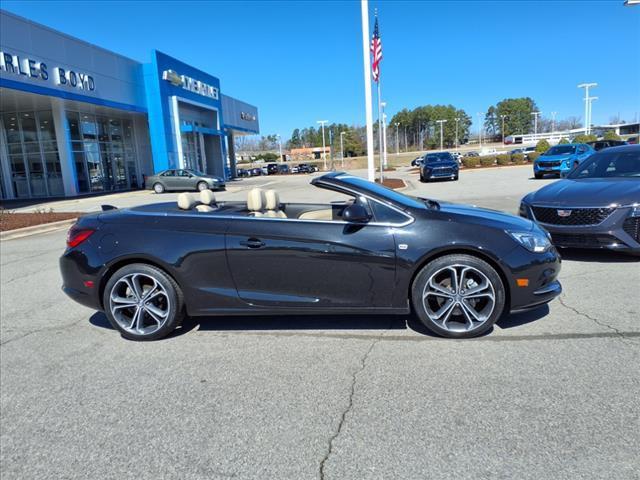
[146,169,225,194]
[450,152,463,164]
[290,165,299,174]
[420,152,459,182]
[250,167,263,176]
[298,163,313,174]
[586,140,627,151]
[521,145,640,255]
[464,151,479,157]
[510,148,524,155]
[533,143,595,179]
[277,164,290,174]
[266,163,279,175]
[236,168,250,178]
[411,156,424,167]
[522,146,537,159]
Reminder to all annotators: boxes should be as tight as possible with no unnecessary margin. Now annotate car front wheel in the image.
[411,254,506,338]
[103,263,184,341]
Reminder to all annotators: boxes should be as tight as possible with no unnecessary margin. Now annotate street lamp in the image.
[500,114,507,144]
[276,134,283,161]
[454,117,460,152]
[436,119,447,151]
[317,120,328,169]
[340,131,346,167]
[394,123,399,155]
[380,102,387,174]
[476,113,484,148]
[587,97,598,133]
[382,112,388,168]
[531,111,541,139]
[578,83,597,135]
[550,111,557,133]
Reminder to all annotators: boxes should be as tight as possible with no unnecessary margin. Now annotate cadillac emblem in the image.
[557,210,572,217]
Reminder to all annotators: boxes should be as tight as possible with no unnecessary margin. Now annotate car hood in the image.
[524,178,640,207]
[436,202,535,231]
[423,161,458,168]
[537,153,575,161]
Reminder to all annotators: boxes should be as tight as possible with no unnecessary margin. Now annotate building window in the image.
[1,111,62,198]
[67,111,138,193]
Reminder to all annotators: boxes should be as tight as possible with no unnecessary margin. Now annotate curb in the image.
[0,218,77,241]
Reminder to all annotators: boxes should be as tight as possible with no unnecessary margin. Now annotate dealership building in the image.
[0,10,259,200]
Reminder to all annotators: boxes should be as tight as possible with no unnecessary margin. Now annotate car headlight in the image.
[519,202,529,218]
[508,230,551,253]
[630,206,640,217]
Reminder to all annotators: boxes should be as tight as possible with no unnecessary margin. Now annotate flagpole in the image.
[360,0,375,181]
[377,79,384,183]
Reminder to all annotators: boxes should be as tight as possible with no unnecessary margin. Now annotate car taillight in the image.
[66,225,95,248]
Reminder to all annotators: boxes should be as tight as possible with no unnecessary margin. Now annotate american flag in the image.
[370,15,382,83]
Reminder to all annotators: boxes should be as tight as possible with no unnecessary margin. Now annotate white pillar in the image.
[50,98,78,196]
[361,0,375,181]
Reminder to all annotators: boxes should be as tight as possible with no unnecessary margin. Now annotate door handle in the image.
[240,238,265,249]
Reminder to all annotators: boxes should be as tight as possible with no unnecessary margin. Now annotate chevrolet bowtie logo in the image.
[162,70,183,87]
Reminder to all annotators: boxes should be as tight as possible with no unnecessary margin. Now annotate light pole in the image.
[277,134,283,161]
[454,117,460,151]
[578,83,597,135]
[550,111,557,133]
[531,111,541,139]
[500,114,507,144]
[340,131,346,167]
[379,102,387,177]
[587,97,598,134]
[436,119,447,151]
[476,113,484,148]
[317,120,328,170]
[382,112,388,168]
[394,123,399,155]
[403,125,407,152]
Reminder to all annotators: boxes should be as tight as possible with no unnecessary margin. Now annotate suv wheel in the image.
[104,264,184,341]
[411,254,506,338]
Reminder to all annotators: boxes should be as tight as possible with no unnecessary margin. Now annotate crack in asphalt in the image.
[558,296,639,347]
[319,337,381,480]
[0,317,86,347]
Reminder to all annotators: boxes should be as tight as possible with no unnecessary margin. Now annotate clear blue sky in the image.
[3,0,639,139]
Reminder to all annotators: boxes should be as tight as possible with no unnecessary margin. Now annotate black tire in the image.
[420,175,427,183]
[534,172,543,179]
[411,254,506,339]
[153,182,165,194]
[197,181,209,192]
[453,174,459,181]
[103,263,184,341]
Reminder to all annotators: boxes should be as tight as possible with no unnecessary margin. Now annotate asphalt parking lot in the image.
[1,165,639,479]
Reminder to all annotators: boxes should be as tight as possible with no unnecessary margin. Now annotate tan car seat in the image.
[247,188,265,217]
[264,190,287,218]
[196,190,216,212]
[177,192,200,210]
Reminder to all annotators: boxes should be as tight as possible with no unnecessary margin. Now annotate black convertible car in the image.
[61,173,561,341]
[520,145,640,255]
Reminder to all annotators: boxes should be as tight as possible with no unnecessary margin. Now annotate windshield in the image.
[568,149,640,179]
[425,152,453,162]
[335,175,426,209]
[545,146,576,156]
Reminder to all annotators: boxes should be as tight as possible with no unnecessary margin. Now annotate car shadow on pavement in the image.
[89,306,552,340]
[559,248,639,263]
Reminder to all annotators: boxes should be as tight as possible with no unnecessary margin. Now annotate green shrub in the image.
[479,155,496,167]
[462,157,480,168]
[527,152,540,162]
[558,137,570,144]
[572,134,597,144]
[603,130,621,141]
[512,153,525,164]
[536,139,551,153]
[496,154,511,165]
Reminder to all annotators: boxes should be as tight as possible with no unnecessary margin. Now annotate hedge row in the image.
[461,152,535,168]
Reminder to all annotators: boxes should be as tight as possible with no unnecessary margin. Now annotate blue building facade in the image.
[0,10,259,200]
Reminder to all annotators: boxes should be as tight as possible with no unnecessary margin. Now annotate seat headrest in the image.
[177,192,199,210]
[247,188,265,212]
[200,189,216,205]
[264,190,280,210]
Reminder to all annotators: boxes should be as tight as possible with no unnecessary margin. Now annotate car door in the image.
[225,207,397,309]
[159,170,180,190]
[176,169,195,190]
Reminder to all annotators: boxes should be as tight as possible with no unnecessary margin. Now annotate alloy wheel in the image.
[422,264,496,333]
[109,273,171,336]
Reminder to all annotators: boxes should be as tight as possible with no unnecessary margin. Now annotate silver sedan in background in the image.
[145,169,226,193]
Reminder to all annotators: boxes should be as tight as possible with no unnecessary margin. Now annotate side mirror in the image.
[343,204,371,223]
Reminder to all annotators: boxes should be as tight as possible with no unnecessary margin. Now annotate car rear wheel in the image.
[153,182,165,193]
[197,181,209,192]
[104,263,184,341]
[411,254,506,338]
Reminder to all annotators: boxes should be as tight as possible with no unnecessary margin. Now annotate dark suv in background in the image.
[420,152,459,182]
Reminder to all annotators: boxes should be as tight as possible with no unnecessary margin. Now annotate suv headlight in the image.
[519,202,529,218]
[508,230,551,253]
[630,206,640,217]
